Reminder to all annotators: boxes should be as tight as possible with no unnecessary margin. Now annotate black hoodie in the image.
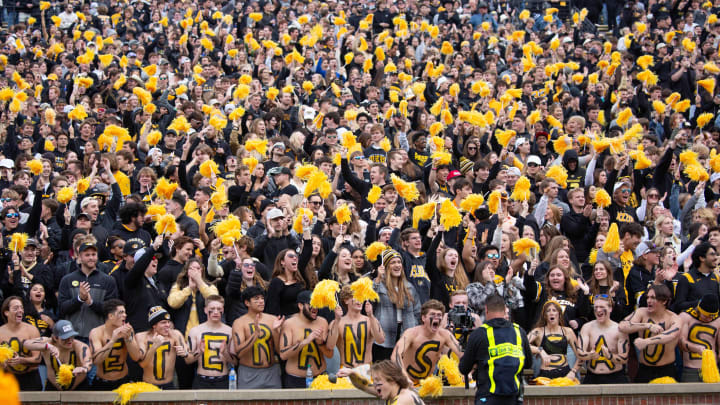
[562,149,586,190]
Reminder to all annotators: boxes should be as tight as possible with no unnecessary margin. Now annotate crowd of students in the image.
[1,0,720,397]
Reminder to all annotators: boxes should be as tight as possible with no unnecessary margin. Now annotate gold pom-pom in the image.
[367,185,382,204]
[699,78,716,95]
[350,276,380,303]
[438,355,463,386]
[146,131,162,146]
[304,170,329,197]
[199,160,219,178]
[439,199,462,230]
[334,204,352,225]
[311,279,340,309]
[292,208,313,234]
[168,116,191,133]
[113,382,161,405]
[242,157,259,174]
[511,176,532,201]
[546,115,562,129]
[146,204,166,218]
[154,214,177,235]
[133,87,152,106]
[495,129,516,148]
[154,178,178,200]
[698,112,715,129]
[513,238,540,257]
[309,374,354,390]
[27,159,43,175]
[673,99,691,113]
[365,242,388,262]
[685,164,710,182]
[56,364,74,388]
[553,136,572,156]
[0,345,16,364]
[460,194,485,213]
[487,190,502,215]
[616,107,633,127]
[391,174,419,202]
[702,349,720,383]
[9,233,28,253]
[545,165,568,189]
[56,187,75,204]
[295,164,318,181]
[431,151,452,166]
[594,188,612,208]
[548,377,579,386]
[650,377,678,384]
[412,202,436,229]
[418,375,443,398]
[636,55,654,70]
[603,223,620,253]
[245,139,268,156]
[210,185,228,210]
[680,150,699,166]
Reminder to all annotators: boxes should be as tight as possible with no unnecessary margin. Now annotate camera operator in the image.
[442,290,481,349]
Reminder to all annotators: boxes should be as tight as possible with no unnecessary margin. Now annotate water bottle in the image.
[229,367,237,390]
[305,365,313,388]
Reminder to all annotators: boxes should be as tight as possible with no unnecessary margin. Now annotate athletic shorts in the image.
[282,372,307,388]
[91,375,130,391]
[682,367,702,382]
[237,363,282,389]
[193,374,229,389]
[634,363,675,383]
[583,370,628,384]
[538,366,571,379]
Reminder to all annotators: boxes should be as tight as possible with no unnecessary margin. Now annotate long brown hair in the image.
[589,260,615,296]
[271,249,306,288]
[542,266,577,302]
[437,248,469,290]
[534,300,566,329]
[383,258,414,307]
[371,360,411,390]
[175,258,210,289]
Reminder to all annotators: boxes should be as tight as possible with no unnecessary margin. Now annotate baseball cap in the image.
[123,240,143,256]
[273,142,286,151]
[53,320,79,339]
[266,208,284,220]
[303,108,316,120]
[297,290,312,304]
[447,170,462,181]
[613,180,632,193]
[268,166,291,176]
[25,238,39,248]
[76,212,92,221]
[0,159,14,169]
[635,241,661,257]
[527,155,542,166]
[78,242,98,253]
[507,167,522,177]
[711,172,720,184]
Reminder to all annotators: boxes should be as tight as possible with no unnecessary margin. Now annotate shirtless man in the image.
[231,286,284,389]
[181,295,234,389]
[89,299,143,390]
[24,320,91,390]
[579,295,630,384]
[678,294,720,382]
[279,290,332,388]
[392,299,463,384]
[0,296,42,390]
[327,285,385,368]
[619,284,680,382]
[135,306,187,389]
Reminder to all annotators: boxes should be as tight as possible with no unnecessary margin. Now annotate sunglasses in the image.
[528,163,539,167]
[593,294,610,301]
[353,156,366,160]
[286,253,298,259]
[648,194,659,198]
[0,198,10,202]
[487,253,500,259]
[309,201,322,205]
[467,147,477,151]
[621,188,631,193]
[242,262,256,268]
[5,213,19,218]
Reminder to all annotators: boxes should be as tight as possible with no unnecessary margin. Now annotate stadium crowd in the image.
[1,0,720,400]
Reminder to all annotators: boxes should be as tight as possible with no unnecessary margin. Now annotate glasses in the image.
[621,188,631,193]
[160,77,168,80]
[487,253,500,259]
[353,156,366,160]
[467,147,477,151]
[594,294,610,300]
[648,194,659,198]
[5,213,19,218]
[242,262,256,268]
[309,201,322,205]
[528,163,539,167]
[286,253,298,259]
[0,198,10,202]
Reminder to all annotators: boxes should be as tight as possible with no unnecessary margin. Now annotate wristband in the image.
[45,343,49,351]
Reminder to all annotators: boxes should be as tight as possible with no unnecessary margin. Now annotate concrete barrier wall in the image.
[19,384,720,405]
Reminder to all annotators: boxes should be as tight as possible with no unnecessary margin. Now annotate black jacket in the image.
[672,267,720,313]
[157,259,185,294]
[57,268,118,338]
[124,247,167,332]
[560,209,594,263]
[459,318,532,400]
[252,233,300,270]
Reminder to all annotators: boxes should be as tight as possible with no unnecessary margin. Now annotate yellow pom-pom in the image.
[603,223,620,253]
[495,129,516,148]
[697,112,714,129]
[685,164,710,182]
[412,202,437,228]
[0,344,16,364]
[391,174,419,202]
[334,204,352,225]
[292,208,314,234]
[27,159,43,176]
[155,214,178,235]
[636,55,654,70]
[680,150,699,166]
[67,104,88,121]
[511,176,532,201]
[546,115,562,129]
[418,375,443,398]
[439,199,462,230]
[365,242,388,263]
[309,374,354,390]
[199,160,219,178]
[698,78,716,95]
[154,178,178,201]
[245,139,268,156]
[548,377,579,386]
[553,135,572,156]
[513,238,540,257]
[705,62,720,74]
[304,170,329,197]
[146,131,162,146]
[9,233,28,253]
[652,100,666,115]
[350,277,380,303]
[56,187,75,204]
[545,165,568,189]
[702,349,720,383]
[367,185,382,204]
[594,188,612,208]
[311,279,340,309]
[146,204,166,218]
[113,382,161,405]
[438,354,463,386]
[460,194,485,213]
[650,377,678,384]
[56,364,74,388]
[616,107,633,127]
